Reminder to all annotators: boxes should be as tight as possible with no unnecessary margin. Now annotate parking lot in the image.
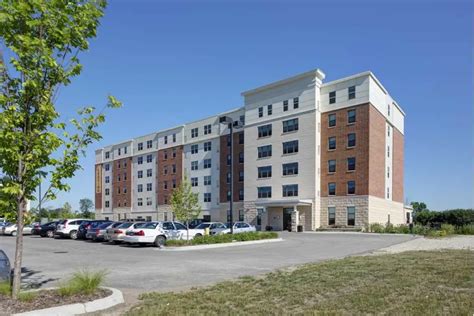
[0,232,414,295]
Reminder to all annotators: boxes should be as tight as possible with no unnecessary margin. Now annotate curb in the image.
[13,287,124,316]
[161,238,284,251]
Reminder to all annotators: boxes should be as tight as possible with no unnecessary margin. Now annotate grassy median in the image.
[127,250,474,315]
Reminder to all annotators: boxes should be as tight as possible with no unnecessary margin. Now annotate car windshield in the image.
[118,222,133,229]
[195,223,211,229]
[141,222,158,229]
[133,222,146,228]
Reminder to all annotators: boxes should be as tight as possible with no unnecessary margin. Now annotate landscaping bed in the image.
[0,288,111,314]
[367,223,474,237]
[165,231,278,247]
[126,250,474,315]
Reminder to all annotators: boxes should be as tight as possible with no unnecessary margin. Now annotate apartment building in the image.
[95,68,408,230]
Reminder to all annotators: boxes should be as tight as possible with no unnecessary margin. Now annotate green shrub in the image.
[18,291,37,302]
[58,269,107,296]
[393,224,410,234]
[0,282,11,295]
[369,223,385,233]
[414,209,474,226]
[440,224,455,235]
[455,224,474,235]
[165,231,278,246]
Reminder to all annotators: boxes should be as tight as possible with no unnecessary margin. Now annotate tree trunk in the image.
[186,221,190,244]
[12,196,24,299]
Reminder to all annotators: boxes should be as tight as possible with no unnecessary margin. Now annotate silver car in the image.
[107,222,145,244]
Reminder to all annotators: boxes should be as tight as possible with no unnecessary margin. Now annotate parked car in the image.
[184,222,227,239]
[102,222,124,241]
[0,223,33,236]
[123,221,186,247]
[78,220,111,240]
[0,250,11,284]
[54,219,88,239]
[85,221,113,241]
[33,221,59,238]
[107,222,145,244]
[210,221,256,235]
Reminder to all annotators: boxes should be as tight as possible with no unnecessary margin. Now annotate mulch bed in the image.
[0,288,111,314]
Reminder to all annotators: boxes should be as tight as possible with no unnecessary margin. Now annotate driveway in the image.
[0,232,414,295]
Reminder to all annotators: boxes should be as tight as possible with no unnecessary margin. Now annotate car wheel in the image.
[69,230,78,240]
[11,231,17,237]
[47,230,54,238]
[154,235,166,248]
[195,233,202,238]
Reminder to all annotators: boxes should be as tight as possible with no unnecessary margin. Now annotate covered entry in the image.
[255,200,313,232]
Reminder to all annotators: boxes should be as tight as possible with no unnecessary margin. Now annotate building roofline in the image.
[241,68,326,97]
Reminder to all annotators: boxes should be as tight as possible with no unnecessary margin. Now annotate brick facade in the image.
[157,145,183,205]
[392,128,404,203]
[368,105,386,199]
[94,164,102,209]
[219,131,244,203]
[112,158,132,209]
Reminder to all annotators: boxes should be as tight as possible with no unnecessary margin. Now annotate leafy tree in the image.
[170,177,201,242]
[79,198,94,218]
[0,0,120,298]
[411,201,428,223]
[411,201,428,213]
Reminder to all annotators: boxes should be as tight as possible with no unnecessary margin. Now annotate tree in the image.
[411,202,428,213]
[411,201,429,223]
[0,0,121,298]
[79,198,94,218]
[170,177,201,242]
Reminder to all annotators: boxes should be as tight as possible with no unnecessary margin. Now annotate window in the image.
[147,140,153,149]
[387,146,390,157]
[204,193,211,202]
[138,142,143,151]
[163,181,168,190]
[172,179,176,188]
[347,181,356,194]
[173,133,177,142]
[258,107,263,118]
[283,140,299,154]
[204,124,212,135]
[328,113,336,127]
[283,100,288,111]
[105,201,110,208]
[387,166,390,178]
[387,187,390,199]
[147,197,152,206]
[328,207,336,225]
[105,188,110,196]
[267,104,272,115]
[258,166,272,178]
[204,141,212,152]
[226,154,231,166]
[239,190,244,201]
[191,161,198,170]
[239,170,244,182]
[226,135,231,147]
[348,133,356,147]
[138,170,143,178]
[105,164,110,171]
[240,115,245,124]
[387,125,391,137]
[387,104,391,116]
[163,151,168,160]
[123,159,127,167]
[137,184,143,192]
[348,86,356,100]
[191,128,198,138]
[239,209,244,221]
[328,183,336,196]
[164,136,168,144]
[117,161,121,169]
[239,133,244,144]
[105,176,110,183]
[204,159,211,169]
[226,190,231,201]
[347,207,355,226]
[292,97,299,109]
[191,177,198,187]
[146,183,152,191]
[348,109,356,124]
[163,166,168,175]
[329,91,336,104]
[147,169,152,177]
[146,154,152,163]
[258,145,272,158]
[118,148,121,155]
[283,118,299,133]
[123,172,127,181]
[283,184,298,197]
[117,174,121,182]
[239,152,244,163]
[172,149,177,158]
[226,172,231,184]
[283,162,298,176]
[328,160,336,173]
[137,156,143,165]
[347,157,356,171]
[105,151,110,159]
[328,137,336,150]
[204,176,211,186]
[258,124,272,138]
[257,186,272,198]
[172,164,176,174]
[137,198,143,206]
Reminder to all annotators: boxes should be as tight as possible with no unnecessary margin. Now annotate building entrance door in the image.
[283,208,293,232]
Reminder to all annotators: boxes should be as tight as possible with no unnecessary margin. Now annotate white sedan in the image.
[184,222,227,239]
[123,221,186,247]
[0,223,33,236]
[211,221,256,235]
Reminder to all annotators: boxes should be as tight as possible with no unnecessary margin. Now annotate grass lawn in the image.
[127,250,474,315]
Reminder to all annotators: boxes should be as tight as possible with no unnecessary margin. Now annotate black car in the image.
[77,220,111,240]
[33,221,59,238]
[0,250,11,284]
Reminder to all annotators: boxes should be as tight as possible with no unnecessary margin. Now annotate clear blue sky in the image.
[40,0,473,211]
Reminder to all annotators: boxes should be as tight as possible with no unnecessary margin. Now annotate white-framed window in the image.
[204,176,211,186]
[146,197,152,206]
[138,156,143,165]
[147,169,152,177]
[204,193,211,202]
[137,184,143,192]
[283,100,288,111]
[191,161,198,170]
[348,86,356,100]
[293,97,299,109]
[138,170,143,178]
[147,183,152,192]
[191,128,198,138]
[137,198,143,206]
[204,159,211,169]
[204,124,212,135]
[147,140,153,149]
[138,143,143,151]
[204,141,212,152]
[146,154,152,163]
[191,144,198,154]
[329,91,336,104]
[191,177,198,187]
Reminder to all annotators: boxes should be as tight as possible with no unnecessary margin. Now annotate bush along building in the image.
[95,69,409,231]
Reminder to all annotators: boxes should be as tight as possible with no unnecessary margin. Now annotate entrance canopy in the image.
[255,199,313,208]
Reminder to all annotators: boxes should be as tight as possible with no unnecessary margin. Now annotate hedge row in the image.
[414,209,474,226]
[368,223,474,237]
[165,231,278,247]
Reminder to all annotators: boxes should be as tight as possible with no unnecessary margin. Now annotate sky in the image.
[25,0,473,211]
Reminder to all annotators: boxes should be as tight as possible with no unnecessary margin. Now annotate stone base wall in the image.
[368,196,405,225]
[320,196,369,228]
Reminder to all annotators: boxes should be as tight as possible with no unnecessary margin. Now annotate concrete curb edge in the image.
[161,238,284,251]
